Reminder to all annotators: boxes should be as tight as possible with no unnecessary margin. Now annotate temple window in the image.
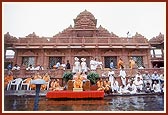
[130,56,144,68]
[104,56,117,68]
[49,57,62,69]
[22,57,35,67]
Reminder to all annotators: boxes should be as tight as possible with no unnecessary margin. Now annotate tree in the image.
[87,72,99,85]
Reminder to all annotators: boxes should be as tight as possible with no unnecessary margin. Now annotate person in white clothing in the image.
[151,71,160,86]
[96,58,103,69]
[119,66,127,86]
[126,80,137,94]
[26,64,35,70]
[108,69,115,88]
[134,77,143,92]
[119,85,129,94]
[72,57,81,73]
[152,81,161,93]
[35,65,44,70]
[135,72,143,81]
[90,57,97,71]
[112,77,119,93]
[12,64,20,70]
[81,58,87,73]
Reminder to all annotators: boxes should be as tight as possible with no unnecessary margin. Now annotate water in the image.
[4,95,164,111]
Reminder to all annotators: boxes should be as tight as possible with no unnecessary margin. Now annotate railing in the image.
[7,37,149,45]
[4,68,164,79]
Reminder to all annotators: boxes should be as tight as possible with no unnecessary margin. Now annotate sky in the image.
[3,2,166,40]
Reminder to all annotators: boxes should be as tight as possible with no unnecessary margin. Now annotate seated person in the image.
[142,71,152,87]
[41,72,50,90]
[73,74,83,88]
[152,80,161,93]
[26,64,35,70]
[35,65,44,70]
[112,77,119,93]
[96,78,105,91]
[103,78,111,94]
[49,79,56,91]
[49,79,61,91]
[126,80,137,94]
[119,84,129,94]
[144,82,152,93]
[54,79,61,91]
[12,64,20,70]
[134,77,143,92]
[30,72,42,90]
[4,72,14,89]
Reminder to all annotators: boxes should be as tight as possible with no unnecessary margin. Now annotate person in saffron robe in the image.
[4,71,14,89]
[73,73,83,88]
[30,72,42,90]
[97,78,105,91]
[49,79,56,91]
[54,79,61,91]
[103,78,111,94]
[129,57,135,76]
[41,72,50,90]
[117,58,124,69]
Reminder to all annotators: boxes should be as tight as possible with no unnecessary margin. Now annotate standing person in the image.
[129,57,135,76]
[72,57,81,74]
[66,60,71,69]
[55,60,61,69]
[108,69,115,88]
[119,66,127,86]
[110,60,114,69]
[96,58,103,69]
[90,57,97,71]
[129,57,135,69]
[81,58,87,73]
[61,61,66,70]
[117,58,124,69]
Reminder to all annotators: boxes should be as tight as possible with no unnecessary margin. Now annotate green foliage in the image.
[63,72,73,82]
[87,72,99,85]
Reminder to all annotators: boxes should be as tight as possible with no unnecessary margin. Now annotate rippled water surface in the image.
[4,95,164,111]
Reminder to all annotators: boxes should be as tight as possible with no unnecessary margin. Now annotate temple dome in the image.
[74,10,97,29]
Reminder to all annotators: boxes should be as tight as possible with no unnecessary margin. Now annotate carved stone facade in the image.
[5,10,159,70]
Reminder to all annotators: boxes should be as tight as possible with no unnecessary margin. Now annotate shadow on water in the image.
[4,95,164,111]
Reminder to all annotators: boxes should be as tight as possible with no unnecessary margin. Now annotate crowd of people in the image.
[5,57,164,95]
[97,68,164,95]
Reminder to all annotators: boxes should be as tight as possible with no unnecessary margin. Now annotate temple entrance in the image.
[104,56,117,69]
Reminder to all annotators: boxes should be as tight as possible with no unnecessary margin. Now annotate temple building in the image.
[4,10,164,70]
